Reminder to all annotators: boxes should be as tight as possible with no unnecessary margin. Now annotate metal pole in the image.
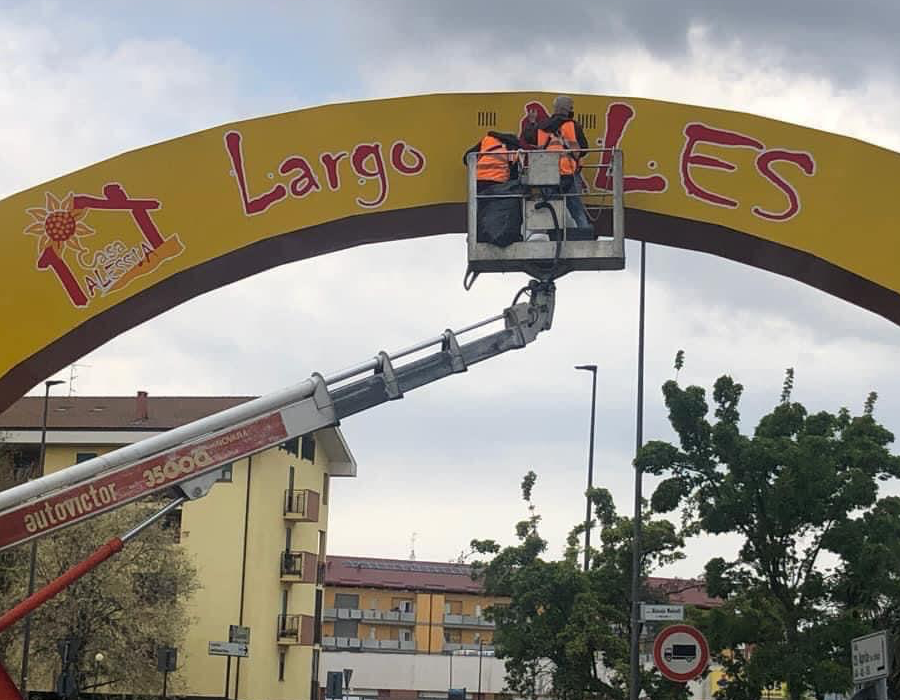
[477,639,484,700]
[449,651,453,690]
[629,242,647,700]
[20,379,64,696]
[162,668,168,699]
[575,365,598,571]
[225,657,232,699]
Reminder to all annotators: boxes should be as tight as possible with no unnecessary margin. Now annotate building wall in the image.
[180,434,330,700]
[19,432,334,700]
[324,587,500,655]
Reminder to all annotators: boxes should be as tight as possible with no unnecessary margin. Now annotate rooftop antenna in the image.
[409,532,417,561]
[67,363,91,397]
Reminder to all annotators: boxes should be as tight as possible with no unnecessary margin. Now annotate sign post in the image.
[640,604,685,622]
[851,631,891,700]
[653,624,710,683]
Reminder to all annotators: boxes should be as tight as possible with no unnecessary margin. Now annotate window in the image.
[475,604,482,617]
[301,434,316,462]
[334,593,359,609]
[400,628,413,643]
[278,649,286,682]
[315,589,323,644]
[369,627,376,639]
[445,600,462,615]
[75,452,97,463]
[216,463,233,483]
[444,630,461,643]
[161,508,182,543]
[334,619,358,637]
[392,598,414,613]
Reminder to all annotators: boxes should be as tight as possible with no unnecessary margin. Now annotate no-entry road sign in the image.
[653,624,710,683]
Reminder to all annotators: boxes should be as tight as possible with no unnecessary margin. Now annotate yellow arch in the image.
[1,92,898,410]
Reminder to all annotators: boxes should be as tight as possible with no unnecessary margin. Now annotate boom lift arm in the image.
[0,280,555,698]
[0,280,555,551]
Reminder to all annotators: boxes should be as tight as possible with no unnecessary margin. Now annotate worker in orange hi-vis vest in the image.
[535,95,592,231]
[462,130,524,246]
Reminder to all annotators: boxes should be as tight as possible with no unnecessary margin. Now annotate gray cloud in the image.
[337,0,900,87]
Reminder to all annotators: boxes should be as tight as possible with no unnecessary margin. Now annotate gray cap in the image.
[553,95,574,115]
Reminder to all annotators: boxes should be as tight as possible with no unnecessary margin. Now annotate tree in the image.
[0,440,31,669]
[637,369,900,700]
[0,503,199,696]
[470,471,687,700]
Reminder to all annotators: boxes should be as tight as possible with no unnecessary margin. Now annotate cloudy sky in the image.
[3,0,899,577]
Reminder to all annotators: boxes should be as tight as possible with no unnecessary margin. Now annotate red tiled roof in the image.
[326,556,483,594]
[325,556,721,607]
[646,576,721,608]
[0,395,256,431]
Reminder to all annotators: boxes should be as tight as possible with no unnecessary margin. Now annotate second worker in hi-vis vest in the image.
[535,95,591,231]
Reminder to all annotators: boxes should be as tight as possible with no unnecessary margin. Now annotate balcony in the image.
[283,489,321,522]
[277,613,315,645]
[443,643,495,654]
[323,637,416,652]
[322,636,362,650]
[323,608,414,624]
[443,613,495,628]
[280,550,318,583]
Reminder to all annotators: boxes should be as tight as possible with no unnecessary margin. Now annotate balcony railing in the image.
[324,608,414,623]
[280,550,318,582]
[277,613,315,645]
[323,637,416,652]
[443,613,495,628]
[444,643,495,654]
[283,489,320,521]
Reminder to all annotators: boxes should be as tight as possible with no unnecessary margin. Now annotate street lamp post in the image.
[477,639,484,700]
[575,365,598,572]
[20,378,65,697]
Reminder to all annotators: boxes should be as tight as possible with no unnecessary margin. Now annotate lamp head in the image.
[45,380,65,388]
[574,364,597,372]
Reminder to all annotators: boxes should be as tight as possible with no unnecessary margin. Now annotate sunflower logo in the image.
[23,192,95,258]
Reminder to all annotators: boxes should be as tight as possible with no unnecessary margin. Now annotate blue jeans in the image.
[561,175,591,230]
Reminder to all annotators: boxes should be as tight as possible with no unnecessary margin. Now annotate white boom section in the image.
[0,283,555,551]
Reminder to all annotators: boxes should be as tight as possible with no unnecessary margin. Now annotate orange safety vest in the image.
[476,135,512,183]
[537,121,579,176]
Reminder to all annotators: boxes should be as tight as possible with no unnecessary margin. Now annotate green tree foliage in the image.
[636,370,900,700]
[0,441,31,667]
[470,472,687,700]
[0,503,199,696]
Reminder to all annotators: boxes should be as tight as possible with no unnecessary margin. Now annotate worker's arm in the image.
[574,121,589,150]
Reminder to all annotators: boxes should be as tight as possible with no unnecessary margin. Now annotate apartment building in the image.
[0,391,356,700]
[323,556,502,656]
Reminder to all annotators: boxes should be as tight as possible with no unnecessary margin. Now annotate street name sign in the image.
[641,603,685,622]
[653,624,710,683]
[852,631,890,683]
[229,625,251,644]
[208,641,249,658]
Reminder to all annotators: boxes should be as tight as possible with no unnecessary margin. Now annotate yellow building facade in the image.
[322,556,504,657]
[0,392,355,700]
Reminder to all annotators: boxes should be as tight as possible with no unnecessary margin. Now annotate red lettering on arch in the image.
[351,143,389,208]
[752,149,816,221]
[224,131,287,215]
[594,103,667,193]
[320,151,349,191]
[279,156,321,198]
[390,141,426,175]
[680,123,764,208]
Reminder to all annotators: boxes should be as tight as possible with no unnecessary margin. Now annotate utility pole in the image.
[20,379,65,697]
[629,242,647,700]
